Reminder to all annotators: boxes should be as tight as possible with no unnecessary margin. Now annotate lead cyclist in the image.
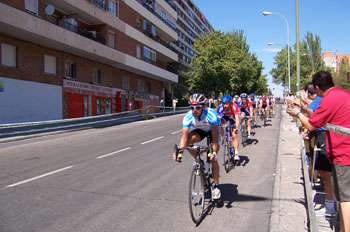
[173,93,221,200]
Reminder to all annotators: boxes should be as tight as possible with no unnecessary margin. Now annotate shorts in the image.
[262,104,268,109]
[314,133,332,172]
[333,163,350,202]
[240,108,250,118]
[190,128,221,144]
[221,115,236,126]
[252,103,257,109]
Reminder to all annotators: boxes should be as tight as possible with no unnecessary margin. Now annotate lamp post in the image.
[268,42,288,93]
[263,11,291,94]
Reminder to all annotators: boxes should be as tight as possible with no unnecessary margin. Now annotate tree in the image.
[334,57,350,90]
[270,31,327,93]
[187,30,265,97]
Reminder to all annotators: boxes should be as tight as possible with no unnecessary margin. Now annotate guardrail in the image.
[301,123,349,231]
[0,105,189,139]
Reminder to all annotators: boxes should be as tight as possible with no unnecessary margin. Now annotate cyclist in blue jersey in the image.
[173,93,221,199]
[217,94,241,161]
[250,93,258,124]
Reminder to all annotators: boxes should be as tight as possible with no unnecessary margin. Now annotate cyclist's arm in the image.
[179,127,190,149]
[210,124,220,154]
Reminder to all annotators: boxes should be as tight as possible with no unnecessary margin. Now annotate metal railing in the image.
[301,123,349,231]
[0,106,189,139]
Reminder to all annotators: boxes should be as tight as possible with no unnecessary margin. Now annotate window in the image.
[143,46,156,64]
[145,82,151,93]
[1,43,16,67]
[161,10,166,20]
[122,75,129,90]
[137,79,144,93]
[136,45,141,59]
[65,60,76,79]
[25,0,38,15]
[108,31,115,48]
[151,24,156,37]
[109,0,117,16]
[93,68,101,84]
[44,55,56,75]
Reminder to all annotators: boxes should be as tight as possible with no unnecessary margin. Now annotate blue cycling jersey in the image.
[183,107,220,132]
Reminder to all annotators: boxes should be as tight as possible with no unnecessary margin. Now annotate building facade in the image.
[322,50,350,73]
[0,0,179,123]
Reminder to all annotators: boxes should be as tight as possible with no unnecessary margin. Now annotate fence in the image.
[0,105,189,139]
[301,123,350,231]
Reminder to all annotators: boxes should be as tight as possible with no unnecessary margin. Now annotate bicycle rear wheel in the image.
[222,138,231,173]
[189,165,205,224]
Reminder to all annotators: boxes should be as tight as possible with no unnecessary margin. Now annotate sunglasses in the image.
[190,105,203,110]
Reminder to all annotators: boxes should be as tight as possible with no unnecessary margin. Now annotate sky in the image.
[193,0,350,97]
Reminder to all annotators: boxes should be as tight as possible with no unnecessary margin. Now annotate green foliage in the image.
[333,57,350,90]
[270,31,327,93]
[186,30,266,97]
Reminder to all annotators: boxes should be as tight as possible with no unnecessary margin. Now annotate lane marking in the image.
[140,136,164,145]
[171,130,182,134]
[6,166,74,188]
[97,147,131,159]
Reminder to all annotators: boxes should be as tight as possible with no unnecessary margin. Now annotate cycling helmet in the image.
[188,93,207,105]
[250,93,255,97]
[221,94,232,103]
[240,93,248,99]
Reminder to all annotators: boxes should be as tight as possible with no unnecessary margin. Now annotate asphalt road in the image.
[0,105,282,232]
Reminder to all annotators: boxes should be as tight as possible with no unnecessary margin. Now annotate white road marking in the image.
[171,130,182,134]
[140,136,164,145]
[6,166,74,188]
[97,147,131,159]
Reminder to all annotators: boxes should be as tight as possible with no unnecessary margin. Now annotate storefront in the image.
[63,79,114,119]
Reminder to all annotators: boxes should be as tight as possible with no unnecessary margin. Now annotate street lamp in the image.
[268,42,288,92]
[263,11,291,94]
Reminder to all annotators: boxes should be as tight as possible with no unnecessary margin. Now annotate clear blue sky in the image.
[194,0,350,97]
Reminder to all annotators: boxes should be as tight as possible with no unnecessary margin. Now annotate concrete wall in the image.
[0,77,62,123]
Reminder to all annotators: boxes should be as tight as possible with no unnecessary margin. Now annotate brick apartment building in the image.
[0,0,213,123]
[322,50,350,73]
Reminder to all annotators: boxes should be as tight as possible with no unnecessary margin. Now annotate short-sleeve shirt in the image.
[307,96,325,132]
[183,107,220,133]
[309,87,350,166]
[216,103,240,118]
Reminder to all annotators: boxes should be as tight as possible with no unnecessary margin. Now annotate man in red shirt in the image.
[287,71,350,232]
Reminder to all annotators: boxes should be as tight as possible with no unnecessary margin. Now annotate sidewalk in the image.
[270,105,335,232]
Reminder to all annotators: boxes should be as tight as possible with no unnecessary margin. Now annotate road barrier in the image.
[301,123,349,231]
[0,105,189,139]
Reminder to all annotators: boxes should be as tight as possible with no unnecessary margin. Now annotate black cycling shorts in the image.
[240,108,250,118]
[190,129,212,142]
[262,104,268,109]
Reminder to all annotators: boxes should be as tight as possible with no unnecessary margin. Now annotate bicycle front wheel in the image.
[223,138,231,173]
[189,165,205,224]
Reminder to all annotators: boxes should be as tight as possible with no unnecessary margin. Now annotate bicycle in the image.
[221,121,236,173]
[240,116,249,146]
[260,108,267,127]
[174,137,215,225]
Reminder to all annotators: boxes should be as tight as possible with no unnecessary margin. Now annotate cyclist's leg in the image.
[187,129,205,159]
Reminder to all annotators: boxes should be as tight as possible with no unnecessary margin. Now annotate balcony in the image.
[143,57,156,65]
[137,0,177,31]
[46,15,106,45]
[87,0,106,10]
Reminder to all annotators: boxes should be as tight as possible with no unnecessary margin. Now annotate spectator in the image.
[302,82,335,215]
[160,98,164,113]
[287,71,350,232]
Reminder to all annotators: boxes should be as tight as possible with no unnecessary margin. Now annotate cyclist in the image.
[238,93,253,140]
[260,95,270,119]
[233,95,240,105]
[217,94,241,161]
[173,93,221,200]
[250,93,258,126]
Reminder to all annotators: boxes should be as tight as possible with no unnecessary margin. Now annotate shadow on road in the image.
[215,184,270,209]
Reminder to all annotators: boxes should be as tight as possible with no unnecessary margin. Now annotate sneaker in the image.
[212,187,221,200]
[234,154,240,161]
[248,135,251,140]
